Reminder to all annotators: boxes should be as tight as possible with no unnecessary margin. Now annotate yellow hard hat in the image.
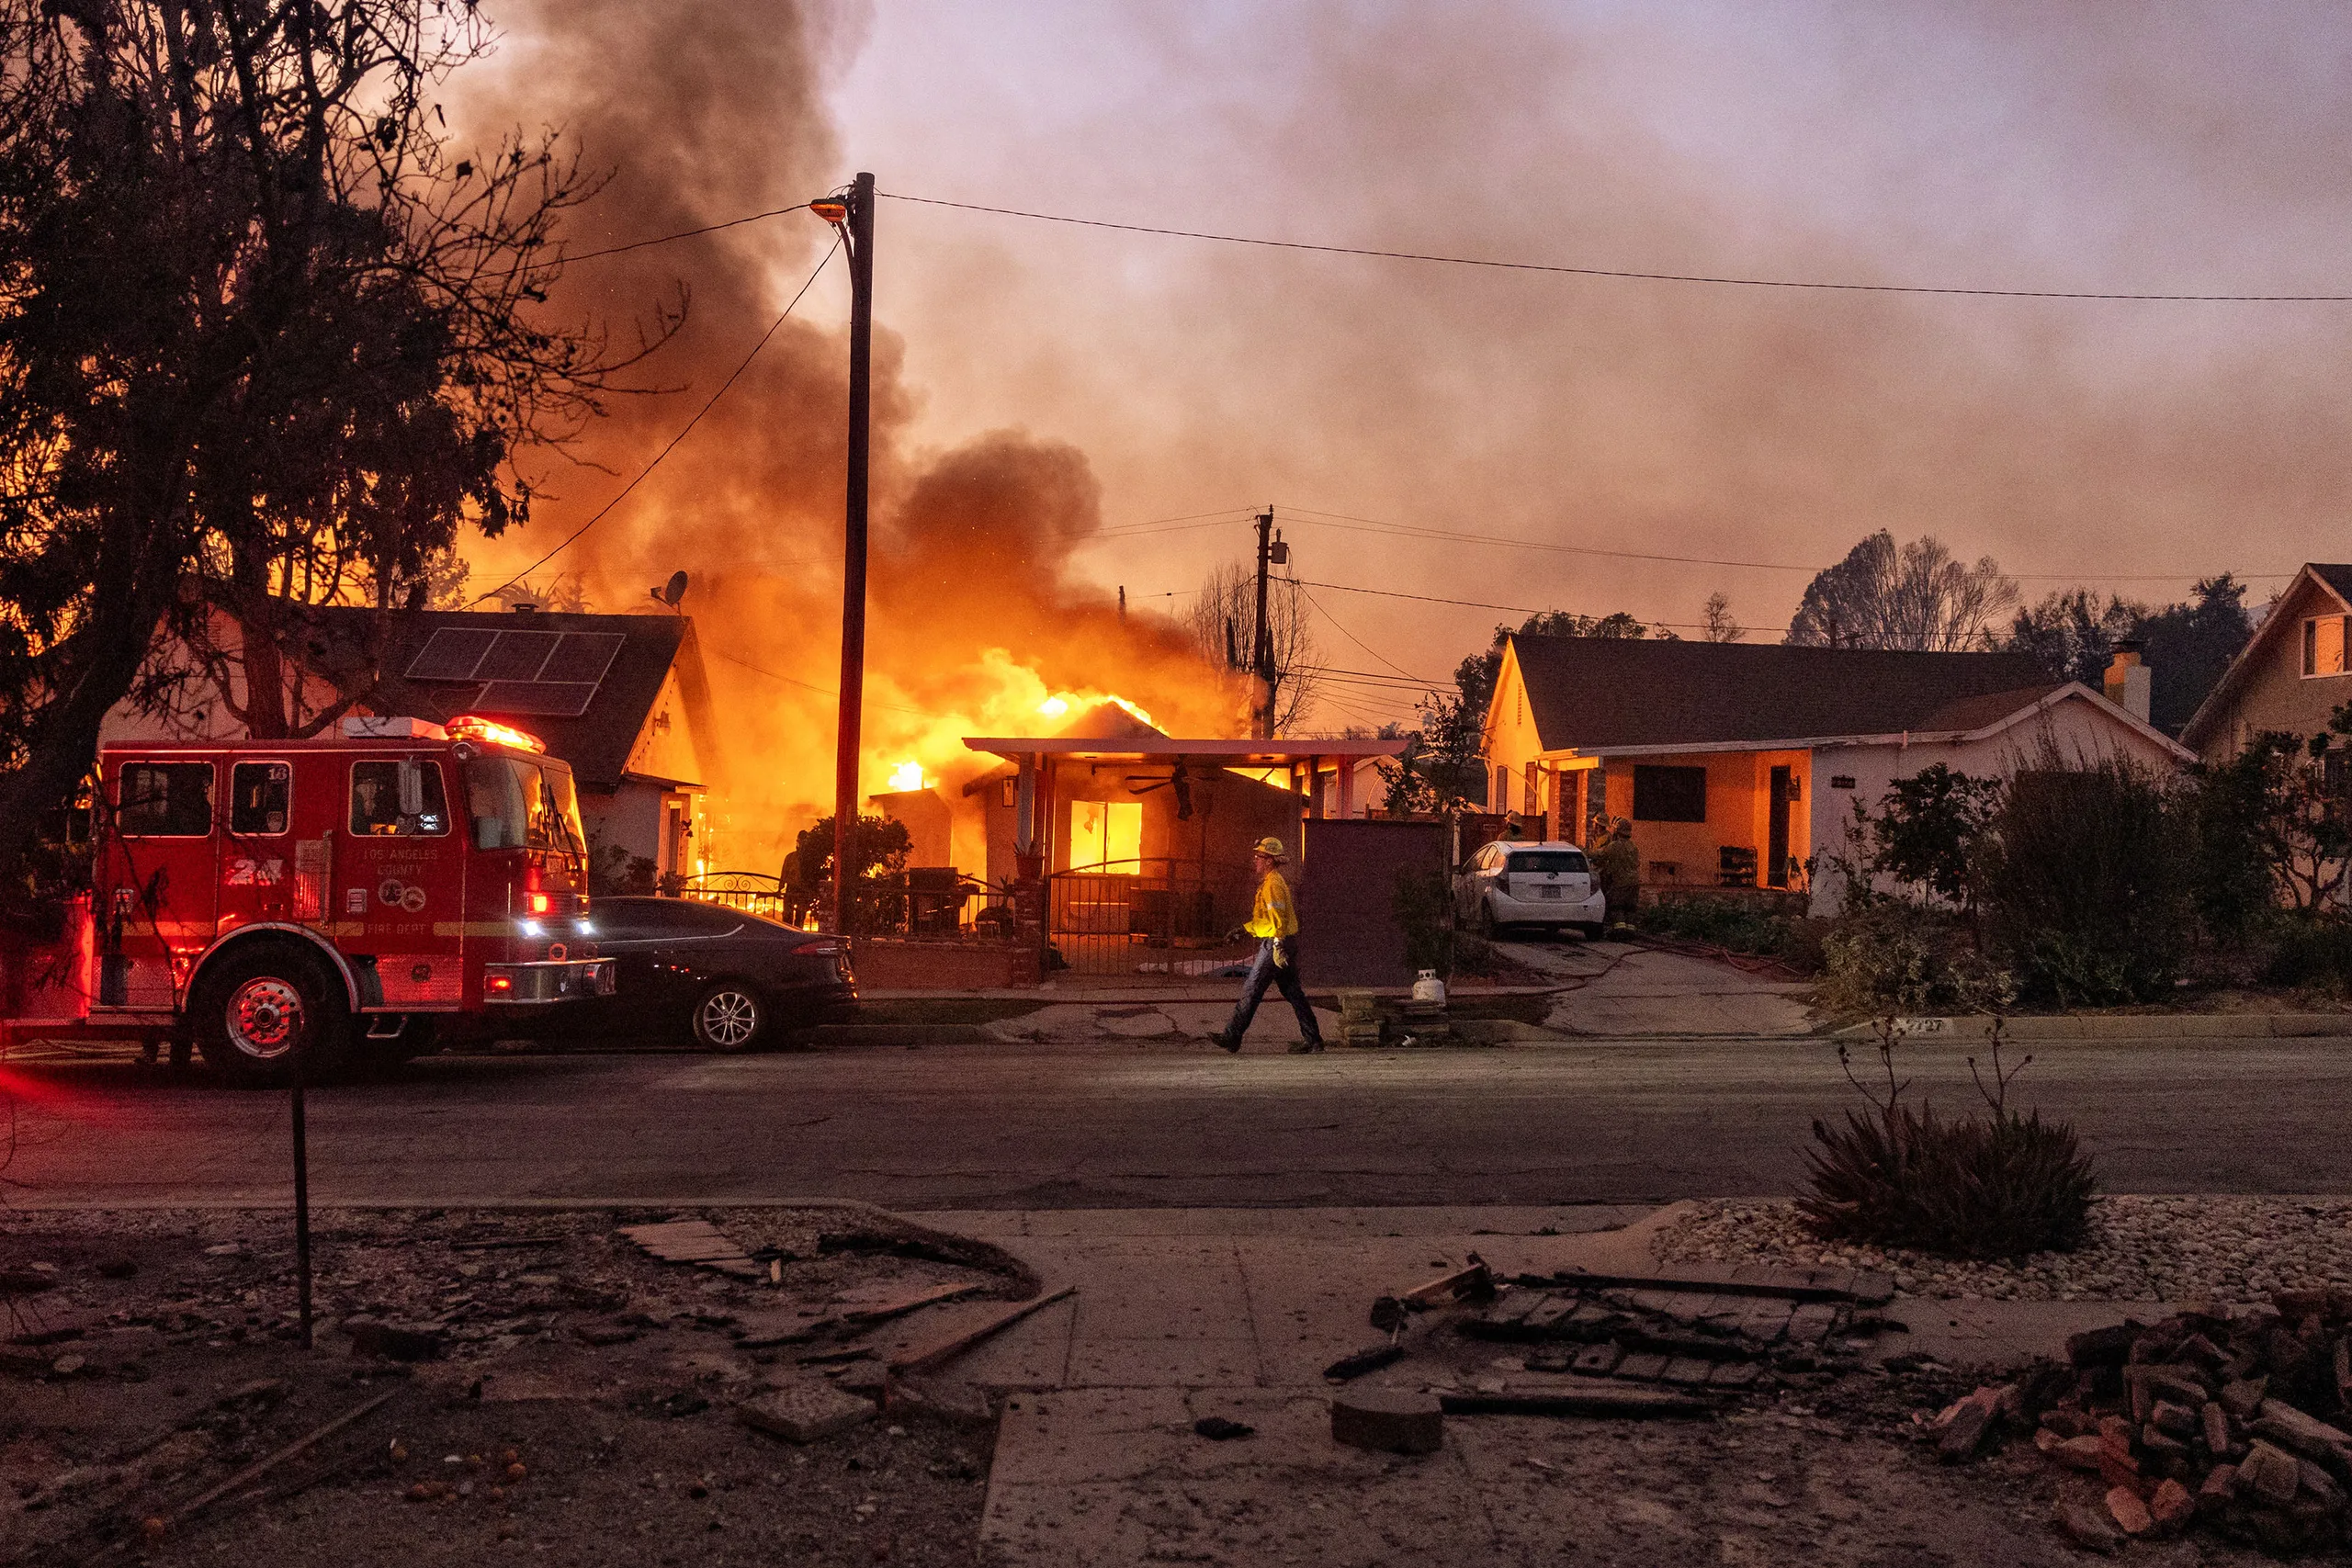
[1252,837,1287,861]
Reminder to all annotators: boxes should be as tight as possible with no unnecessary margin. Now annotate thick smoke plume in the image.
[455,1,1238,870]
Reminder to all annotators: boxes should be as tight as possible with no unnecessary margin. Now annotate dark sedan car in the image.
[586,897,856,1049]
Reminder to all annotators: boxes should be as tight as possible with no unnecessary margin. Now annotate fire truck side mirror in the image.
[399,760,426,818]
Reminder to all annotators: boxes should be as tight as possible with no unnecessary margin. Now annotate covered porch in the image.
[962,735,1409,977]
[1524,744,1814,895]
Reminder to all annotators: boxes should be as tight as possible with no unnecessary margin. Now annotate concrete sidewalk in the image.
[898,1203,2158,1566]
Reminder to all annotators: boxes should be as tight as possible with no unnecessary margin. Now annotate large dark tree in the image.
[2002,574,2252,735]
[1784,531,2018,651]
[0,0,671,885]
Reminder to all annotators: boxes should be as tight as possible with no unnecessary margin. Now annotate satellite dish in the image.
[650,570,690,609]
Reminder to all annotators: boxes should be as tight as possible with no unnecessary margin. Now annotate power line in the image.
[883,191,2352,304]
[1272,503,2294,583]
[471,238,842,605]
[710,649,932,718]
[1294,581,1430,683]
[557,206,811,267]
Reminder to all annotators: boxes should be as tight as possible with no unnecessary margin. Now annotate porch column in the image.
[1544,764,1561,842]
[1306,755,1324,819]
[1014,756,1038,858]
[1337,755,1355,819]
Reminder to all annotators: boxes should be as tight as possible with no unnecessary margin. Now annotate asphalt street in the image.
[5,1031,2347,1207]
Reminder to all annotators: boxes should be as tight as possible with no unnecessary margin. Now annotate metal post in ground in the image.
[288,1033,312,1348]
[828,171,876,937]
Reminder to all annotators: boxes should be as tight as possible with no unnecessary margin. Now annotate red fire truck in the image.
[0,715,616,1083]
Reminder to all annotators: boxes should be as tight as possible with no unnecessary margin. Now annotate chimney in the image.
[511,601,538,615]
[2104,642,2151,723]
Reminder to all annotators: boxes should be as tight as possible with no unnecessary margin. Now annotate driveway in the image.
[1502,937,1820,1037]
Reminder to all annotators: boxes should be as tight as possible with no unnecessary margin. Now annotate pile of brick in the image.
[1929,1287,2352,1555]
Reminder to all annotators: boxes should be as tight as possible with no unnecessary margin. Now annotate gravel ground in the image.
[1657,1195,2352,1303]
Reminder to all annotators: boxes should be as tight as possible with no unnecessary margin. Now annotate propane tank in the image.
[1410,969,1447,1008]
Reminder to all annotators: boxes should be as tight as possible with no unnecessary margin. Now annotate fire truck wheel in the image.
[691,982,767,1052]
[192,945,352,1086]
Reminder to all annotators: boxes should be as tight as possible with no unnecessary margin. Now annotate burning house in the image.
[837,695,1413,987]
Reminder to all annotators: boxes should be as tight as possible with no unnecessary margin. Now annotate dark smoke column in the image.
[813,173,875,936]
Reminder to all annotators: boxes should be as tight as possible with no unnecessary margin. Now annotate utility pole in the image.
[817,173,876,937]
[1251,507,1279,739]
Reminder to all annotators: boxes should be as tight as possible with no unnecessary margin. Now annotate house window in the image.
[1632,764,1707,823]
[1068,800,1141,873]
[2306,615,2348,677]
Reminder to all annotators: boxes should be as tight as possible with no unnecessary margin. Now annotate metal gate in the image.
[1046,857,1255,976]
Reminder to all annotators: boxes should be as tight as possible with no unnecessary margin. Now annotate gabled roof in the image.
[2182,565,2352,752]
[1504,636,2054,752]
[296,604,695,791]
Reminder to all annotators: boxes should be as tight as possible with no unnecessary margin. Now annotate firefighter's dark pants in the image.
[1224,936,1321,1046]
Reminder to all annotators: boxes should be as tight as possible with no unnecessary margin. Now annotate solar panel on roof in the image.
[537,632,627,684]
[404,626,499,682]
[477,680,599,717]
[475,630,560,681]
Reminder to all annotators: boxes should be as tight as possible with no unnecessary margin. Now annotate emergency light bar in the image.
[447,715,547,753]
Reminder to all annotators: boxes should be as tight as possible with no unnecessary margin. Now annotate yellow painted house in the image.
[1484,634,2191,911]
[2184,564,2352,761]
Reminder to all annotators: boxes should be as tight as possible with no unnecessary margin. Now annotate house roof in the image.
[1505,636,2056,752]
[963,737,1408,766]
[2181,565,2352,752]
[297,604,695,792]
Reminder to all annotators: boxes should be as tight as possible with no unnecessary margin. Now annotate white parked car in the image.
[1454,840,1606,939]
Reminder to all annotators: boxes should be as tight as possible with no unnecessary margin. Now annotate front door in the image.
[1767,766,1792,888]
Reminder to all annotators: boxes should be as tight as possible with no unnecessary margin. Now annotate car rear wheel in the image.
[1476,899,1499,940]
[692,981,767,1052]
[1577,921,1606,941]
[192,944,351,1087]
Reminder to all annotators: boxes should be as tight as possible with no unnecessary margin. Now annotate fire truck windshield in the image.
[463,754,585,858]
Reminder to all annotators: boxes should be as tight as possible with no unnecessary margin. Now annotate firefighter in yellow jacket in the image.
[1211,838,1324,1054]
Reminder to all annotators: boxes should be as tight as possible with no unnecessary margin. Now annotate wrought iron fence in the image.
[1047,856,1258,976]
[675,871,797,924]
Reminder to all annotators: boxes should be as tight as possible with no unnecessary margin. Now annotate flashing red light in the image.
[529,892,551,915]
[447,715,546,753]
[485,974,514,996]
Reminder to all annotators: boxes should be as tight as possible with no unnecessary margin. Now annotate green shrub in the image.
[1798,1035,2097,1258]
[1975,753,2188,1007]
[1817,901,2012,1017]
[1636,897,1824,970]
[2260,915,2352,990]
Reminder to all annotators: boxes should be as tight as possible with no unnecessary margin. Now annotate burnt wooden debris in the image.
[1448,1264,1897,1393]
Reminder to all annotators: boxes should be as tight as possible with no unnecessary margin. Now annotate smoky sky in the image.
[460,1,2352,739]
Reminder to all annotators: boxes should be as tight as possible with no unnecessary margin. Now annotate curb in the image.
[1827,1012,2352,1042]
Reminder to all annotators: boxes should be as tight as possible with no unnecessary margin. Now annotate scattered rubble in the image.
[2,1206,1020,1566]
[1923,1288,2352,1556]
[1331,1388,1445,1454]
[1664,1196,2352,1303]
[1452,1264,1895,1393]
